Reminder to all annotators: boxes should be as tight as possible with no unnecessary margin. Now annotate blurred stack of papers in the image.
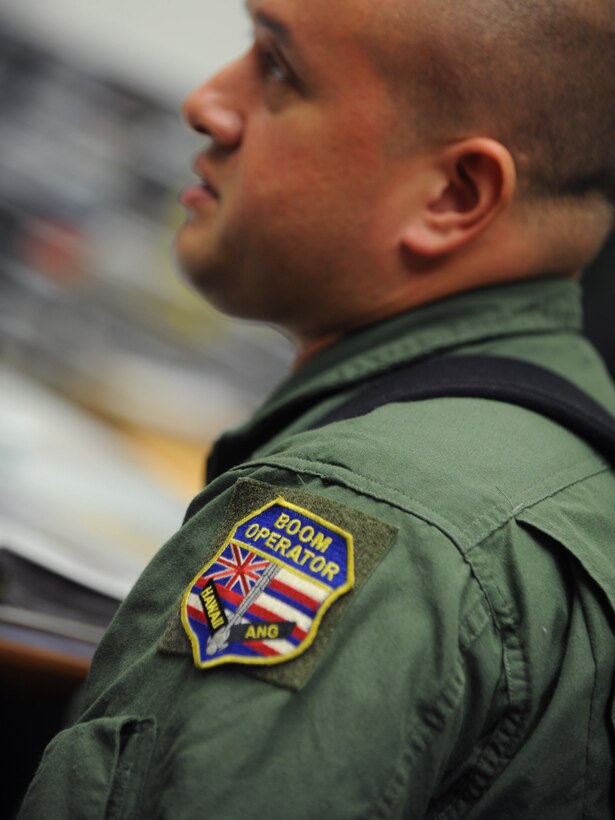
[0,365,187,656]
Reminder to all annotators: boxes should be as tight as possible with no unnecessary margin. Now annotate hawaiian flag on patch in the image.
[206,544,271,596]
[181,497,355,670]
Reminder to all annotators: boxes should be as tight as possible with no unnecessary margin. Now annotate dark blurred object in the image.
[0,548,120,635]
[584,229,615,379]
[1,674,79,819]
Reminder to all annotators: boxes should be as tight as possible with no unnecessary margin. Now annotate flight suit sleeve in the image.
[18,467,503,820]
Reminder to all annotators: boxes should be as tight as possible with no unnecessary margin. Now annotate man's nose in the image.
[182,74,244,149]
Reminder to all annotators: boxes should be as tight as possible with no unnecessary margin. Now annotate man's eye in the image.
[259,49,291,84]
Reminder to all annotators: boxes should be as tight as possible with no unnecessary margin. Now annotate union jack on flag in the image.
[205,543,270,596]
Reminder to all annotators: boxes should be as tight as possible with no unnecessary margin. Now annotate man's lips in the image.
[179,158,221,210]
[179,184,218,210]
[193,157,220,198]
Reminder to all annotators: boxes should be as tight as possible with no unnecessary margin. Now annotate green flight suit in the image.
[19,276,615,819]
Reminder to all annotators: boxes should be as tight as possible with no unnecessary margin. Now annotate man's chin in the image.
[173,241,242,316]
[176,255,222,295]
[174,227,219,285]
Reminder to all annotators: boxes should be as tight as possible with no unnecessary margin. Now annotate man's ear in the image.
[402,138,517,258]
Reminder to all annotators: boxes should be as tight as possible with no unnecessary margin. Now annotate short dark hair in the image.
[370,0,615,204]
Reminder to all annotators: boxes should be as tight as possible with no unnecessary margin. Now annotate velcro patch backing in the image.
[159,478,397,690]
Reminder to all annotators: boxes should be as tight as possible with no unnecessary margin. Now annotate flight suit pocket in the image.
[18,715,157,820]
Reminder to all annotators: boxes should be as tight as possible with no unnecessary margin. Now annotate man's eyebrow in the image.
[245,1,293,47]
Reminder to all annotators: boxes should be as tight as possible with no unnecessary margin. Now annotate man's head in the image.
[369,0,615,203]
[176,0,614,350]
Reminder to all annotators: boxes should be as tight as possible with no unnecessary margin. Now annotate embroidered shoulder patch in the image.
[159,478,398,689]
[181,498,354,670]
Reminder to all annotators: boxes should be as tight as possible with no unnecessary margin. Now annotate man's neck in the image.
[294,333,344,371]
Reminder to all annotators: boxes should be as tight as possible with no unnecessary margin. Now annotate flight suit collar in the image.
[206,276,582,481]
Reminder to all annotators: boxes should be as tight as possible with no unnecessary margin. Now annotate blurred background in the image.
[0,0,613,814]
[0,2,295,812]
[0,2,293,600]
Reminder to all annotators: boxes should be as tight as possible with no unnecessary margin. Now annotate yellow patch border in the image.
[181,496,355,670]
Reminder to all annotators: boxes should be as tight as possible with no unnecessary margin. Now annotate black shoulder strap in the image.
[311,355,615,463]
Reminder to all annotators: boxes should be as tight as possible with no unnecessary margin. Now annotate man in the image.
[20,0,615,817]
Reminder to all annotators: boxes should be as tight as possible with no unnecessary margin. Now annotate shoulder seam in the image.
[233,455,469,541]
[234,454,610,555]
[464,462,611,554]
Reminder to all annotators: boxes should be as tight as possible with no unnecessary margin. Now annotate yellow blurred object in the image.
[114,423,209,501]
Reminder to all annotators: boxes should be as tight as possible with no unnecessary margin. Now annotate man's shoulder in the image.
[249,391,612,550]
